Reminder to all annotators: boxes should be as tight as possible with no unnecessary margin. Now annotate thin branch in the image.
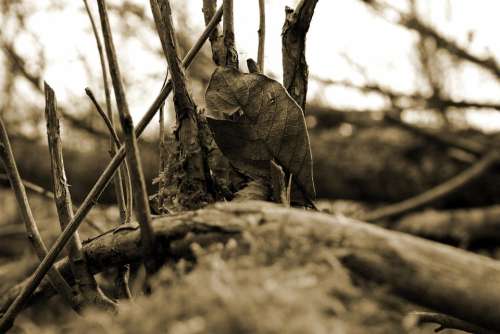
[44,83,116,310]
[2,40,153,151]
[96,0,157,278]
[150,0,212,209]
[0,9,222,328]
[202,0,223,65]
[0,174,54,200]
[223,0,238,68]
[257,0,265,72]
[282,0,318,111]
[82,0,113,123]
[0,174,105,234]
[85,88,121,147]
[360,150,499,222]
[314,76,500,111]
[1,41,115,141]
[0,117,80,332]
[384,112,486,156]
[361,0,500,79]
[82,0,134,240]
[150,0,195,121]
[407,311,498,334]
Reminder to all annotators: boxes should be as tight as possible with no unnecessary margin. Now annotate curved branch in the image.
[360,150,499,222]
[0,117,80,331]
[85,88,121,147]
[407,311,497,334]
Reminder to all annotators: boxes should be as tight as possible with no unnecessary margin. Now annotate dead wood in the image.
[83,0,133,235]
[395,205,500,246]
[222,0,238,68]
[0,12,223,331]
[257,0,265,72]
[202,0,223,66]
[0,117,80,331]
[282,0,318,111]
[4,201,500,331]
[406,311,497,334]
[150,0,213,210]
[45,83,116,310]
[360,150,499,222]
[97,0,156,276]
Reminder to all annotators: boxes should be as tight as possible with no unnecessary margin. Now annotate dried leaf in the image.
[205,67,315,202]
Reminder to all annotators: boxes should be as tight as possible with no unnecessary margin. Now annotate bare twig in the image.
[361,0,500,79]
[360,150,499,222]
[0,174,105,234]
[406,311,497,334]
[1,41,118,141]
[97,0,157,278]
[82,0,113,123]
[202,0,223,65]
[384,112,486,156]
[257,0,265,72]
[0,9,222,328]
[223,0,238,68]
[83,5,139,284]
[150,0,212,209]
[85,88,121,147]
[0,174,54,200]
[314,77,500,111]
[158,100,165,175]
[0,117,80,331]
[282,0,318,111]
[44,82,116,310]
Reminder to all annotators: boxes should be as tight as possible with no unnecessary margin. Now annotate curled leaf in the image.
[205,67,315,202]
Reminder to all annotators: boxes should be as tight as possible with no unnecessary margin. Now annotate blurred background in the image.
[2,1,500,332]
[1,0,500,215]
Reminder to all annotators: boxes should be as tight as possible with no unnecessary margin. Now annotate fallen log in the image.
[395,205,500,246]
[3,201,500,331]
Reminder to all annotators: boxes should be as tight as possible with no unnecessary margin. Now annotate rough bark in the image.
[282,0,318,111]
[151,0,213,210]
[4,201,500,332]
[45,83,115,309]
[202,0,223,66]
[97,0,156,275]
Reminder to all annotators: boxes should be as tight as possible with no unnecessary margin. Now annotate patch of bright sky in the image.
[7,0,500,133]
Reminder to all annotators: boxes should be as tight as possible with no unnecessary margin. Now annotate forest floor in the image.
[0,190,467,333]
